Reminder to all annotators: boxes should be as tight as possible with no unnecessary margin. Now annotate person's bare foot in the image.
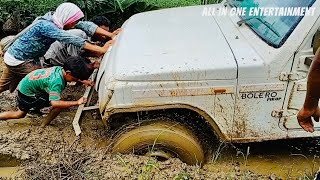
[297,108,315,133]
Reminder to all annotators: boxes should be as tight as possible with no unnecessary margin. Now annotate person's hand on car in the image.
[297,106,320,133]
[80,80,95,87]
[103,40,115,49]
[92,61,100,69]
[112,28,122,36]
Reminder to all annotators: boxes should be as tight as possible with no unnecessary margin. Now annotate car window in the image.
[228,0,316,48]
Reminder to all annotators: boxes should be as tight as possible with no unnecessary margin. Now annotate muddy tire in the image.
[111,120,205,165]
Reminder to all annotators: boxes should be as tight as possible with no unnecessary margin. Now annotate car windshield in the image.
[228,0,316,48]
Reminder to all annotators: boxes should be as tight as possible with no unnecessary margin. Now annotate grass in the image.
[142,0,223,8]
[21,150,92,179]
[212,141,227,164]
[142,0,202,8]
[174,172,192,180]
[236,146,250,167]
[138,160,159,180]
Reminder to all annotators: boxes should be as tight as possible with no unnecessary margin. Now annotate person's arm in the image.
[41,97,86,127]
[76,21,120,39]
[48,83,87,109]
[42,23,111,55]
[83,39,114,55]
[297,47,320,132]
[75,21,98,37]
[50,97,86,109]
[95,27,122,40]
[112,28,122,36]
[95,27,114,38]
[48,81,87,109]
[80,80,95,86]
[91,61,100,69]
[41,23,86,47]
[76,21,122,41]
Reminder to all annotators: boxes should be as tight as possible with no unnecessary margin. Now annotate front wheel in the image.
[111,119,205,165]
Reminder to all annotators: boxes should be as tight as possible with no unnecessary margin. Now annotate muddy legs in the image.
[41,108,62,128]
[0,110,27,120]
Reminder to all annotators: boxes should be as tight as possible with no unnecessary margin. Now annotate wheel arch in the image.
[102,103,231,142]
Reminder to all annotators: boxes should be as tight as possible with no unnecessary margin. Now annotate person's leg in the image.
[35,93,62,127]
[15,91,36,119]
[0,110,27,120]
[30,93,50,114]
[8,61,40,92]
[0,85,29,120]
[0,64,13,93]
[9,76,22,93]
[40,108,62,127]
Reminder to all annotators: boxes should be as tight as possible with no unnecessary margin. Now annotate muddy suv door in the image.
[281,30,320,134]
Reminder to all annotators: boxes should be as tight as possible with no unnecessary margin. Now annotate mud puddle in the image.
[206,139,320,179]
[0,110,109,179]
[0,154,21,178]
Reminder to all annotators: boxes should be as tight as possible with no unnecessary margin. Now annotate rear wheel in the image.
[111,119,205,165]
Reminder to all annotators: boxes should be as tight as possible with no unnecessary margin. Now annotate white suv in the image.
[95,0,320,165]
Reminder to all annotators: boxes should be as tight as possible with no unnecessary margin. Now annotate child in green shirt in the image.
[0,56,93,127]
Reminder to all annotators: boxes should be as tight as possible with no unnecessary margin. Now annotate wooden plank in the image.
[73,85,92,136]
[73,104,85,136]
[73,68,99,136]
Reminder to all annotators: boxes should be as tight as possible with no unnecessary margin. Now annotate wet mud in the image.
[1,111,319,179]
[210,139,320,179]
[0,154,20,178]
[0,59,320,179]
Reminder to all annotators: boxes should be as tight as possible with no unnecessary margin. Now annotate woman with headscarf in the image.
[0,2,117,94]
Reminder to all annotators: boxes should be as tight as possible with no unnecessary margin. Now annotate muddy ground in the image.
[0,59,319,179]
[0,84,266,179]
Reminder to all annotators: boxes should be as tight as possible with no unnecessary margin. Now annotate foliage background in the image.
[0,0,221,37]
[145,0,221,8]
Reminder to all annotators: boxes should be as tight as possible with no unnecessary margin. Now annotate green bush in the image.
[141,0,222,9]
[67,0,159,29]
[0,0,63,36]
[0,0,63,23]
[142,0,201,8]
[0,0,222,36]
